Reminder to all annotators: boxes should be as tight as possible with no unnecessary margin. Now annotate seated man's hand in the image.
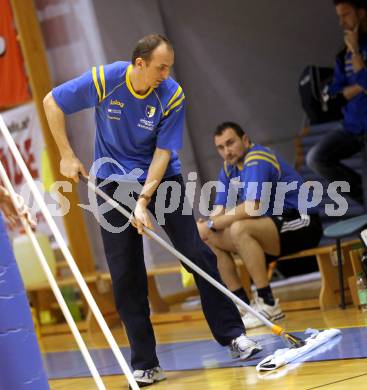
[197,219,210,241]
[344,25,359,54]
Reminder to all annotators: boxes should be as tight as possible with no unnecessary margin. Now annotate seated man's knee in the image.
[306,145,320,170]
[306,144,328,171]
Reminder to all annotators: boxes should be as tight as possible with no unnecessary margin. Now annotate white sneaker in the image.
[131,366,166,387]
[229,334,262,360]
[242,296,285,330]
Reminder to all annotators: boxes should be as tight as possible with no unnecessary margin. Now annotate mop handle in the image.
[82,176,282,334]
[0,116,140,390]
[0,162,107,390]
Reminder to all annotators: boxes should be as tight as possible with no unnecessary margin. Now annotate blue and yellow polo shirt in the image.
[214,144,303,215]
[52,61,185,180]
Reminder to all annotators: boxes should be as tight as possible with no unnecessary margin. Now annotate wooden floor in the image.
[45,306,367,390]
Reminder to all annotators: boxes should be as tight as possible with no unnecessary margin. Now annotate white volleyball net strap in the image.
[0,115,139,390]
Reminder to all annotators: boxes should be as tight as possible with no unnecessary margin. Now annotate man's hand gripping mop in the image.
[82,176,342,372]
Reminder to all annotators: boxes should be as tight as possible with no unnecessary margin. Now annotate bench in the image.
[276,239,360,310]
[97,238,361,316]
[28,239,361,335]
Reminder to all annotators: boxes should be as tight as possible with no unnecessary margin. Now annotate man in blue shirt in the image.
[43,35,261,387]
[307,0,367,206]
[198,122,322,329]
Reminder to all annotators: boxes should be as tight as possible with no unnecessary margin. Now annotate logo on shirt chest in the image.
[135,105,158,131]
[110,99,125,108]
[107,99,125,120]
[145,105,156,118]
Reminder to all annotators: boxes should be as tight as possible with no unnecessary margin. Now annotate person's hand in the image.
[60,154,88,183]
[344,25,360,54]
[197,218,210,241]
[0,187,36,229]
[0,186,18,227]
[132,199,153,235]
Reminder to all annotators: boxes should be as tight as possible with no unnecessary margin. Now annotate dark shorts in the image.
[265,210,323,263]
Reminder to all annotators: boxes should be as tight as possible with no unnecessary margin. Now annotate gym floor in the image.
[45,305,367,389]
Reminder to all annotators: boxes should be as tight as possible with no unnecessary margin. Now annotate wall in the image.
[42,0,343,292]
[93,0,342,181]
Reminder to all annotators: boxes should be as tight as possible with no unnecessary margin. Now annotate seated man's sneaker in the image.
[229,334,262,360]
[242,296,285,330]
[131,366,166,387]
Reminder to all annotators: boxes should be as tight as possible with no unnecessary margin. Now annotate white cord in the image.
[0,115,140,390]
[0,162,106,390]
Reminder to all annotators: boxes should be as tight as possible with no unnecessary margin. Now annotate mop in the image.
[256,328,341,371]
[257,330,342,379]
[81,176,342,371]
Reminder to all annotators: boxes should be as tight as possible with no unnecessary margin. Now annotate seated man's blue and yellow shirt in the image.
[214,144,303,215]
[329,34,367,134]
[52,61,185,180]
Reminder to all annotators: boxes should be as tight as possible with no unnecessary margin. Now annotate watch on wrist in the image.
[207,219,217,232]
[138,193,151,204]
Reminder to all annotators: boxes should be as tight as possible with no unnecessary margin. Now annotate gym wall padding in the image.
[0,215,49,390]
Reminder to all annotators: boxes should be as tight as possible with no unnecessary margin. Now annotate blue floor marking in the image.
[44,327,367,379]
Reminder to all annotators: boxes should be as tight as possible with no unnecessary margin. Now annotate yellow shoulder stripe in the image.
[92,66,102,102]
[244,155,280,172]
[246,150,277,163]
[99,65,106,100]
[164,94,185,116]
[223,161,230,177]
[167,86,182,108]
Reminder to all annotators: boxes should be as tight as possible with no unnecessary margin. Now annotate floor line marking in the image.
[305,371,367,389]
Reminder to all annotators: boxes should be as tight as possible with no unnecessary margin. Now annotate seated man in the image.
[307,0,367,207]
[197,122,323,329]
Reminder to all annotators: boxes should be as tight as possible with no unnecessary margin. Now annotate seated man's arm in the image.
[210,204,225,217]
[343,29,367,93]
[329,53,364,100]
[344,28,366,74]
[197,205,225,241]
[209,150,279,231]
[208,167,229,220]
[210,199,260,230]
[342,84,365,100]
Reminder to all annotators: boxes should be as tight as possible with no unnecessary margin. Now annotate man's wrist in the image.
[137,194,150,207]
[207,219,217,232]
[59,144,77,158]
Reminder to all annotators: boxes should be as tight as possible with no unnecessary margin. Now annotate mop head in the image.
[256,328,342,371]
